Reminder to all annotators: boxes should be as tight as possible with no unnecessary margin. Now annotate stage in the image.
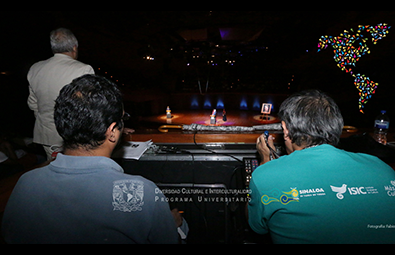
[119,110,395,244]
[119,110,276,243]
[129,110,282,144]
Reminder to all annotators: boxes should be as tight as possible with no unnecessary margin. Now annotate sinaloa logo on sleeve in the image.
[113,180,145,213]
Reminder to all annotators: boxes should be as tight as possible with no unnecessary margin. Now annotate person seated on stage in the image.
[2,75,181,244]
[249,90,395,244]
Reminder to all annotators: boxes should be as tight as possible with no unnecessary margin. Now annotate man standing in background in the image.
[28,28,95,160]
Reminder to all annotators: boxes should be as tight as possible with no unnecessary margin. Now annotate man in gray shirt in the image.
[2,75,180,244]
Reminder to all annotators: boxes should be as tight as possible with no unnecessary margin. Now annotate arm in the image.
[148,192,180,244]
[171,209,184,228]
[248,179,269,235]
[256,134,276,166]
[27,86,38,118]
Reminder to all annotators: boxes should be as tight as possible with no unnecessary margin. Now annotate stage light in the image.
[253,97,261,111]
[204,97,212,109]
[240,97,248,110]
[217,98,225,109]
[191,96,199,109]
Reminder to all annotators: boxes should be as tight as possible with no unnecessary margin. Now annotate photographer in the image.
[249,90,395,244]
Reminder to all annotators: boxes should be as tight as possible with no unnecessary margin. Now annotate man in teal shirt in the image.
[249,90,395,244]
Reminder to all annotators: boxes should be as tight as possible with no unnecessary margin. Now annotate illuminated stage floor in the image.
[131,111,281,144]
[141,110,279,127]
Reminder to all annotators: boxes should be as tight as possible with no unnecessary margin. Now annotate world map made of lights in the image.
[318,23,391,113]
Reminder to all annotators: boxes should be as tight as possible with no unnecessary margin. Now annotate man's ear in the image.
[72,46,78,59]
[107,123,118,143]
[282,121,290,138]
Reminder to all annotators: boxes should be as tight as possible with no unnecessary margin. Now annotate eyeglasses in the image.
[123,112,131,122]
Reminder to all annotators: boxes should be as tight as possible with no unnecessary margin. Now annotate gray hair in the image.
[278,90,344,147]
[50,28,79,54]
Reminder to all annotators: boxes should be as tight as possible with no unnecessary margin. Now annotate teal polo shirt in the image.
[249,145,395,244]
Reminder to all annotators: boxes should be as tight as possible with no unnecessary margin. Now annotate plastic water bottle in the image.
[374,110,390,145]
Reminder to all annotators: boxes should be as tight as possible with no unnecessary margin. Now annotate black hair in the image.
[278,90,344,147]
[55,75,124,151]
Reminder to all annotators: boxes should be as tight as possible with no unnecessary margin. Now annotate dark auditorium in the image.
[1,11,395,244]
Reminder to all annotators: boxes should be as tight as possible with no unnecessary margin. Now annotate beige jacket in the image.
[28,54,95,146]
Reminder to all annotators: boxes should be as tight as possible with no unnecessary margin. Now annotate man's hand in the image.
[171,209,183,228]
[256,134,276,165]
[123,128,135,135]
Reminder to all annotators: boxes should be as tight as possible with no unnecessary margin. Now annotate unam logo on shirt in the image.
[113,180,145,213]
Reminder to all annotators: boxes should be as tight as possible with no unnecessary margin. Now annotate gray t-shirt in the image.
[2,154,179,244]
